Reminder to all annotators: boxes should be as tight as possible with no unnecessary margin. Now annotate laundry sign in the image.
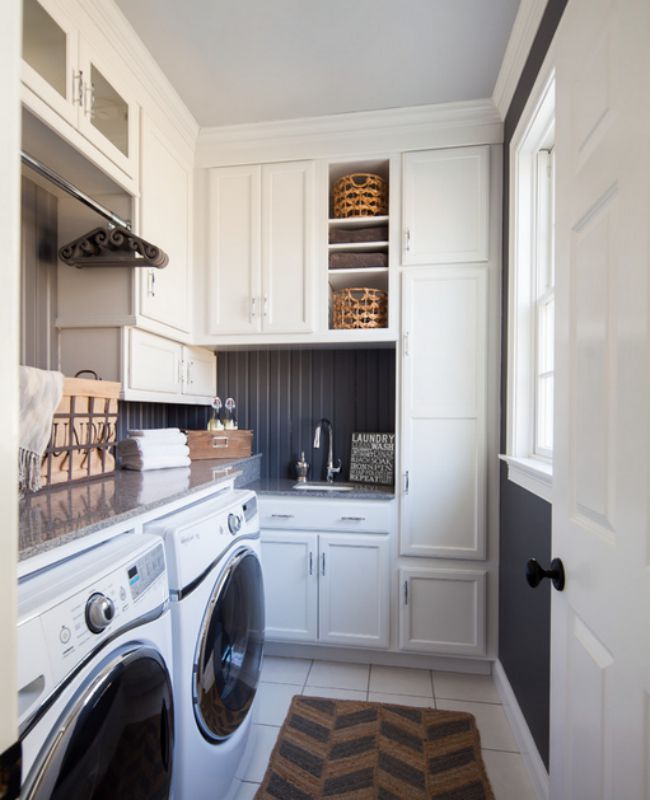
[349,432,395,486]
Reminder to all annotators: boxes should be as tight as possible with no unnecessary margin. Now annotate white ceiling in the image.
[115,0,520,128]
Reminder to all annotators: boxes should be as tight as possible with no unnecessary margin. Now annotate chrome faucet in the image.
[313,418,341,482]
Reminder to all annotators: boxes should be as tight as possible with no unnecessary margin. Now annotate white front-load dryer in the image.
[17,533,174,800]
[146,489,264,800]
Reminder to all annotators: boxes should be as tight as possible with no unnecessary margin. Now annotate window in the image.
[501,73,555,502]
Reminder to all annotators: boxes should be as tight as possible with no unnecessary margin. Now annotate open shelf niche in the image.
[327,159,390,332]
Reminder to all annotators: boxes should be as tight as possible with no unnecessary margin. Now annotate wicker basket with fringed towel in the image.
[40,376,121,488]
[331,287,388,329]
[332,173,388,218]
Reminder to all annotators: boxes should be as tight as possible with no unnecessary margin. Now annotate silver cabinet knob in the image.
[85,592,115,634]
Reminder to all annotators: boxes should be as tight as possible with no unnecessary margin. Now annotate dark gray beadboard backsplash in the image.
[119,348,396,482]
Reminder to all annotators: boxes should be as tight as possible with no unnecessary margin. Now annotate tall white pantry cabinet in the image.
[398,144,500,659]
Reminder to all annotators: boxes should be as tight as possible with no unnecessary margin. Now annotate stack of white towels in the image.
[118,428,190,471]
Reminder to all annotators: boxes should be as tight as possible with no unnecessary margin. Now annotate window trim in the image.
[502,65,556,502]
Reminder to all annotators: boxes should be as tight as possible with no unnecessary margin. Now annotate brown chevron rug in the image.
[255,696,495,799]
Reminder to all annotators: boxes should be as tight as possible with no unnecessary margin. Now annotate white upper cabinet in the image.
[182,345,216,398]
[22,0,79,127]
[208,165,261,335]
[139,114,191,335]
[76,39,139,180]
[21,0,139,182]
[400,267,487,560]
[401,146,489,265]
[261,161,314,334]
[207,160,315,337]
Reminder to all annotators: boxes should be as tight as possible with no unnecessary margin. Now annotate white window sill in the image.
[499,455,552,504]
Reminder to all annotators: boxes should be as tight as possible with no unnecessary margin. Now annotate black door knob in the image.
[526,558,565,591]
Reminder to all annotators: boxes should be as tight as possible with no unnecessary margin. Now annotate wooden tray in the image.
[186,429,254,460]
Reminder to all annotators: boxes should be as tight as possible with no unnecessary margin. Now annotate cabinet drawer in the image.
[258,495,396,534]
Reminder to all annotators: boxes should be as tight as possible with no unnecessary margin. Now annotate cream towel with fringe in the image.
[19,366,64,493]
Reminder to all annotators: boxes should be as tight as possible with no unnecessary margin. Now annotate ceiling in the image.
[115,0,520,128]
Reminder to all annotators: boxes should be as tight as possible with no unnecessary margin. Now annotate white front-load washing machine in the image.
[17,533,174,800]
[145,489,264,800]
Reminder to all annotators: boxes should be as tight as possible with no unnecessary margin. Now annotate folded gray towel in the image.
[329,252,388,270]
[329,225,389,244]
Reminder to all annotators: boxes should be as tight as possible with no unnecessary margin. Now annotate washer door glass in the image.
[194,548,265,741]
[25,645,173,800]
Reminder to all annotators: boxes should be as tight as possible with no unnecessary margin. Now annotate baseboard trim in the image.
[493,660,550,800]
[264,641,491,674]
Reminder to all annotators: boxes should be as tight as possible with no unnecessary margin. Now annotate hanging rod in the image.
[21,151,131,230]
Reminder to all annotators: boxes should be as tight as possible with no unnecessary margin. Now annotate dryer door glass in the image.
[194,548,265,741]
[24,645,173,800]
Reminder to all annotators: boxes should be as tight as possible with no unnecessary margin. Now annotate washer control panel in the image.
[38,541,167,684]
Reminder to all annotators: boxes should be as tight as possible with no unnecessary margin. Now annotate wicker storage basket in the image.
[331,287,388,329]
[40,376,121,488]
[332,173,388,218]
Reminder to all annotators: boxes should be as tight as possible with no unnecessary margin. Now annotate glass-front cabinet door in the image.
[78,40,139,178]
[22,0,80,126]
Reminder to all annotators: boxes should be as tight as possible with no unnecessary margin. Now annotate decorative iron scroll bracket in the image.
[59,226,169,269]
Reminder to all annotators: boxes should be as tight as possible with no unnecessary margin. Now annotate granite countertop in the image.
[19,454,262,564]
[248,478,395,500]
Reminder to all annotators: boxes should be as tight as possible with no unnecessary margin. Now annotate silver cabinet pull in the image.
[404,580,409,605]
[404,228,411,252]
[250,296,257,319]
[212,436,229,449]
[309,552,313,576]
[321,553,326,577]
[263,295,269,317]
[340,516,365,522]
[403,470,410,495]
[403,331,410,357]
[270,513,294,519]
[188,361,194,385]
[147,270,156,297]
[73,70,84,106]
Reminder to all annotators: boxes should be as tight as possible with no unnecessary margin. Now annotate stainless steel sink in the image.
[292,482,354,492]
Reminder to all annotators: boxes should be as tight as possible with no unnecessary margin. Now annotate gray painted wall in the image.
[120,348,396,482]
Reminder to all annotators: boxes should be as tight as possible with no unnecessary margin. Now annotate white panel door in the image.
[128,328,181,395]
[399,567,486,656]
[208,165,260,334]
[551,0,650,797]
[139,114,191,333]
[260,532,318,642]
[400,267,487,559]
[182,346,215,398]
[318,534,390,648]
[402,146,489,265]
[261,161,314,333]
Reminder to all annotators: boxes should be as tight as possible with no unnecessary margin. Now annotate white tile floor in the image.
[232,657,538,800]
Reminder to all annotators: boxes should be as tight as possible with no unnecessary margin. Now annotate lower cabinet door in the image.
[399,567,486,656]
[128,328,182,395]
[260,531,318,642]
[318,534,390,648]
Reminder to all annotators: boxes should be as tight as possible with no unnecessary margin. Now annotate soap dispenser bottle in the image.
[295,451,309,483]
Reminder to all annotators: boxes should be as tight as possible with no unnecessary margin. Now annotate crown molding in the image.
[80,0,199,152]
[492,0,547,121]
[196,99,503,167]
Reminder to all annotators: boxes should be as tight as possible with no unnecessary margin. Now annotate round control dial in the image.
[228,513,242,535]
[85,592,115,634]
